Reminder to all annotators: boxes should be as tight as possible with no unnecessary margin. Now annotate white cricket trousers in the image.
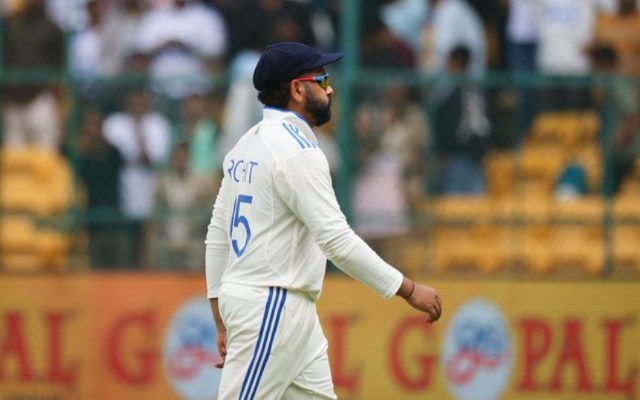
[218,282,337,400]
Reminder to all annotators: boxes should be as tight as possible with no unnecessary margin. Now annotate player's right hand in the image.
[405,284,442,324]
[216,327,227,368]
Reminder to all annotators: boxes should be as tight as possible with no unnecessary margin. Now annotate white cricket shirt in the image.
[205,108,403,301]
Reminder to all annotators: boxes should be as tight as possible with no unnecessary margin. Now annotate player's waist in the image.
[220,281,318,302]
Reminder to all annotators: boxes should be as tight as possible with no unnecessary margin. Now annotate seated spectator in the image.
[103,87,172,267]
[504,0,540,141]
[70,0,150,85]
[100,0,149,77]
[134,0,227,101]
[506,0,539,72]
[360,17,416,69]
[76,107,128,269]
[69,0,106,89]
[47,0,88,31]
[381,0,429,56]
[591,45,640,193]
[2,0,65,149]
[261,0,317,45]
[536,0,604,110]
[537,0,596,75]
[219,45,263,157]
[352,84,429,265]
[177,93,221,179]
[123,51,152,76]
[555,159,588,201]
[210,0,318,61]
[594,0,640,76]
[419,0,487,76]
[431,46,490,195]
[149,142,214,270]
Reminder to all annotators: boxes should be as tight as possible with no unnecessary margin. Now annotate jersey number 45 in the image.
[230,194,253,257]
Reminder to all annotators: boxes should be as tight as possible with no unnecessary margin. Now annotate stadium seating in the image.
[573,143,603,192]
[0,147,74,271]
[611,192,640,271]
[612,225,640,271]
[470,225,516,272]
[432,225,478,272]
[428,110,612,275]
[399,237,430,277]
[518,143,566,183]
[552,225,605,275]
[429,194,608,274]
[613,195,640,219]
[617,160,640,198]
[521,225,555,273]
[430,196,517,272]
[529,111,599,148]
[519,224,604,275]
[485,152,516,197]
[0,216,70,272]
[432,195,493,222]
[553,196,605,222]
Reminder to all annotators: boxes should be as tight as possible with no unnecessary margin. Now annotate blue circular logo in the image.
[164,298,222,400]
[442,299,513,400]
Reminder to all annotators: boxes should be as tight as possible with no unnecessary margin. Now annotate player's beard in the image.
[305,91,332,126]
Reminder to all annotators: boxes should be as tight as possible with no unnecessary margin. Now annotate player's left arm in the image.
[274,151,403,298]
[205,175,230,299]
[275,151,442,322]
[209,298,226,368]
[206,175,230,367]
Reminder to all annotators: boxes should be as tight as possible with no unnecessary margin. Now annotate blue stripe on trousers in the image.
[247,288,288,400]
[243,287,284,400]
[238,287,287,400]
[243,288,281,399]
[238,287,274,400]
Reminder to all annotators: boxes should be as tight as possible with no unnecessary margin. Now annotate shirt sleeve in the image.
[274,150,404,299]
[205,175,230,298]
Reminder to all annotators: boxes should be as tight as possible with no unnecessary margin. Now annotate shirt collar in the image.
[262,107,312,129]
[262,107,317,143]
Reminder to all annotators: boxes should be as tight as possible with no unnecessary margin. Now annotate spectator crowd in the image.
[2,0,640,270]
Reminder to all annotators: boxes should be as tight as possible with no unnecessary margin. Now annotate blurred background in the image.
[0,0,639,399]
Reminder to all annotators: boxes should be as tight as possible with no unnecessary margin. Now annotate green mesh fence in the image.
[1,1,640,279]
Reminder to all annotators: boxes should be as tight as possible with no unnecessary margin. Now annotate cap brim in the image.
[311,52,344,69]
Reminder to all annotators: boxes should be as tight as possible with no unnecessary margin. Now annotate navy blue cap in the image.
[253,42,343,91]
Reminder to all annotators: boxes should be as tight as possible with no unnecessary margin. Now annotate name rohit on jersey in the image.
[227,159,259,184]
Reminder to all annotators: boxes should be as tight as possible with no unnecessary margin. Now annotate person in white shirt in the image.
[70,0,150,82]
[69,0,104,82]
[536,0,597,74]
[535,0,615,74]
[46,0,87,31]
[218,48,263,160]
[103,87,172,266]
[134,0,227,100]
[381,0,430,55]
[420,0,487,77]
[506,0,539,71]
[536,0,617,111]
[205,42,442,399]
